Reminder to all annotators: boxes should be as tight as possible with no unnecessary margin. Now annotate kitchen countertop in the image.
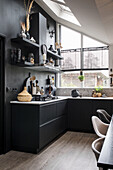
[10,96,113,105]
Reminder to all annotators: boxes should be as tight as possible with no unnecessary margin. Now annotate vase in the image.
[26,14,30,39]
[26,31,30,39]
[57,48,61,55]
[49,45,54,51]
[17,87,32,102]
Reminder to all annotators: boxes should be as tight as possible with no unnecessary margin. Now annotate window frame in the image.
[58,25,109,88]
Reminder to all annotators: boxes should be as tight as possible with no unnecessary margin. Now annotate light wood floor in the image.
[0,131,98,170]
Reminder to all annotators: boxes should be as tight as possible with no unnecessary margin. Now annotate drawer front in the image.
[39,115,66,149]
[39,103,57,125]
[56,100,67,117]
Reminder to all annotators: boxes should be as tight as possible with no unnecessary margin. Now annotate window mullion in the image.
[81,34,83,70]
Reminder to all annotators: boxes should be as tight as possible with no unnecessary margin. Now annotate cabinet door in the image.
[56,100,67,117]
[12,104,39,153]
[68,99,93,132]
[92,100,112,116]
[39,103,57,125]
[39,115,66,149]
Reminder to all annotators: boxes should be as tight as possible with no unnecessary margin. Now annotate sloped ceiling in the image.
[36,0,113,45]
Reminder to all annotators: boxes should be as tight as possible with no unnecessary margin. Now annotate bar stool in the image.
[97,109,111,124]
[92,116,109,138]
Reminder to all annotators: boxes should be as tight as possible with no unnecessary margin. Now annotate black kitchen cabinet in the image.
[11,98,113,154]
[68,99,93,133]
[92,100,112,116]
[39,115,66,148]
[56,100,67,117]
[11,100,67,153]
[39,100,67,149]
[39,103,57,125]
[11,104,39,153]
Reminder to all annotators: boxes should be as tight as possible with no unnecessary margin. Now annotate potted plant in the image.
[78,75,85,82]
[95,86,103,97]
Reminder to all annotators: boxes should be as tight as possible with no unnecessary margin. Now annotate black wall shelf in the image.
[47,50,63,60]
[11,37,40,48]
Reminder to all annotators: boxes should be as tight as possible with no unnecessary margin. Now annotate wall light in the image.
[49,30,55,38]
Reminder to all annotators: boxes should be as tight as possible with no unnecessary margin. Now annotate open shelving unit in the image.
[24,65,61,73]
[47,50,63,60]
[11,37,63,73]
[11,37,40,48]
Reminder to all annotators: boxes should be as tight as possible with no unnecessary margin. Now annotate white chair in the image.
[92,116,109,138]
[97,109,111,124]
[92,137,105,170]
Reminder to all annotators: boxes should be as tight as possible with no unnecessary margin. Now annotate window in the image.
[60,26,109,87]
[42,0,81,26]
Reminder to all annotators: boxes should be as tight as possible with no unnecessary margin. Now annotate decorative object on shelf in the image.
[26,31,30,39]
[17,48,22,63]
[49,57,54,66]
[36,80,40,94]
[22,55,26,62]
[20,22,27,38]
[10,49,16,64]
[55,42,63,55]
[49,45,54,51]
[30,37,36,43]
[28,53,34,64]
[40,87,45,95]
[24,0,34,39]
[94,86,103,97]
[49,30,55,38]
[10,48,22,64]
[41,44,47,64]
[78,70,85,82]
[48,45,56,53]
[17,86,32,102]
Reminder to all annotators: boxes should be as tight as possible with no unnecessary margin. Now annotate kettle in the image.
[71,89,80,97]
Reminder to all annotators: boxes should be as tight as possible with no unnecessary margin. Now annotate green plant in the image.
[78,75,85,81]
[95,86,103,92]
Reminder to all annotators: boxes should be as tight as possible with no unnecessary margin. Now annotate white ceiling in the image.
[36,0,113,45]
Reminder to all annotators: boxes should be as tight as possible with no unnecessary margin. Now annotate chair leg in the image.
[99,167,108,170]
[99,167,103,170]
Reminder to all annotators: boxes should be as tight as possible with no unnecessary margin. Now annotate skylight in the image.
[42,0,81,26]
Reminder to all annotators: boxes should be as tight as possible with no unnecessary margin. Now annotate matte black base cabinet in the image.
[11,100,67,153]
[12,104,39,153]
[39,116,66,149]
[68,99,93,133]
[68,99,112,133]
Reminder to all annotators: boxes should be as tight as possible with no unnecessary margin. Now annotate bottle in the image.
[36,80,40,94]
[32,82,36,95]
[24,72,31,93]
[17,48,21,63]
[13,49,17,64]
[10,49,14,64]
[52,76,54,85]
[40,87,44,95]
[46,75,50,85]
[49,85,52,95]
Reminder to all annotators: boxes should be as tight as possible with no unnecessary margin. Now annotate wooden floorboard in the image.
[0,131,98,170]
